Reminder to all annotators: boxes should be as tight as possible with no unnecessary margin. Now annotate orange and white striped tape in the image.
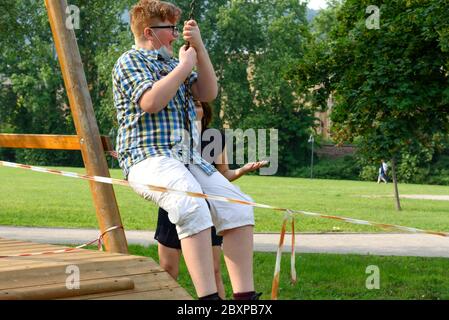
[1,161,447,237]
[1,160,449,299]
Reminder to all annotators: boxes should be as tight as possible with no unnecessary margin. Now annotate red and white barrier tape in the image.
[271,214,288,300]
[0,226,123,258]
[1,160,449,299]
[2,161,447,237]
[290,217,297,285]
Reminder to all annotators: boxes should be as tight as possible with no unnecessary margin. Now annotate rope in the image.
[0,226,123,258]
[185,0,196,49]
[183,0,197,157]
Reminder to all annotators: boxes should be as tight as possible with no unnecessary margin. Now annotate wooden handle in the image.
[0,278,135,300]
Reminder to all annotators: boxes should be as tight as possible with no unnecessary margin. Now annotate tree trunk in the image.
[391,158,402,211]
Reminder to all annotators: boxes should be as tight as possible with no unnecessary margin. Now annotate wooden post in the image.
[44,0,128,253]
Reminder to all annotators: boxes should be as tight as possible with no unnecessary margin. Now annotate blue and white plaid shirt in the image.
[112,46,216,179]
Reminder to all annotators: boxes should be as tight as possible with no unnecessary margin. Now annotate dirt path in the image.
[362,194,449,201]
[399,194,449,201]
[2,226,449,258]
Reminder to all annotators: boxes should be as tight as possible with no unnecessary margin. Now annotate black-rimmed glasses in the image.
[149,25,179,36]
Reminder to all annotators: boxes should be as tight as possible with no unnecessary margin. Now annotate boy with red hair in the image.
[112,0,258,300]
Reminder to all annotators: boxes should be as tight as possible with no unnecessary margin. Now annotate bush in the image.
[426,155,449,185]
[0,148,16,163]
[358,154,449,185]
[359,165,378,182]
[291,152,449,185]
[14,149,83,167]
[292,155,361,180]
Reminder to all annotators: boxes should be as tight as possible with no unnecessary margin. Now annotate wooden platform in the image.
[0,238,192,300]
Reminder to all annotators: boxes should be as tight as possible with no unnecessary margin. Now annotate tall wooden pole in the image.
[44,0,128,253]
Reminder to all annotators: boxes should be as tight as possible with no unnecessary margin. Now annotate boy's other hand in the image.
[183,20,204,51]
[240,161,269,175]
[179,45,197,69]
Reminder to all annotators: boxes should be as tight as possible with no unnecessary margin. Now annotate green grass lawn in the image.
[127,244,449,300]
[1,165,449,233]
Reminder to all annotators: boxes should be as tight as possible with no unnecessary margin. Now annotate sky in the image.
[305,0,328,10]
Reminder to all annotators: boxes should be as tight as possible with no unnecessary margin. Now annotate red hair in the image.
[130,0,181,41]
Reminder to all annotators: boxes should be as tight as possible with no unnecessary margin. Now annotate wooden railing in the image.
[0,134,114,152]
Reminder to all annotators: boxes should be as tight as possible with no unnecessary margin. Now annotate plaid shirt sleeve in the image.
[114,53,156,105]
[189,72,198,88]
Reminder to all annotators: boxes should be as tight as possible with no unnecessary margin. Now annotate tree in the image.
[184,0,316,174]
[244,0,315,174]
[0,0,131,165]
[295,0,449,210]
[2,0,318,175]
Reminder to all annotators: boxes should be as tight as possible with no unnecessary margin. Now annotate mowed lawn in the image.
[129,245,449,300]
[0,165,449,233]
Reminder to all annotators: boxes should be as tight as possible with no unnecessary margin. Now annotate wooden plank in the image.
[0,256,150,271]
[44,0,127,254]
[0,134,113,151]
[0,253,147,270]
[0,239,33,245]
[0,246,57,252]
[0,255,159,279]
[0,258,163,290]
[0,238,192,300]
[89,287,192,300]
[0,252,138,271]
[0,246,98,257]
[0,253,110,269]
[0,249,113,262]
[0,239,55,246]
[0,277,134,300]
[9,272,173,300]
[0,242,105,253]
[63,273,189,300]
[0,253,134,270]
[0,240,57,248]
[0,243,70,253]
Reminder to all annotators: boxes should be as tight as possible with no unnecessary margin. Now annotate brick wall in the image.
[315,144,356,159]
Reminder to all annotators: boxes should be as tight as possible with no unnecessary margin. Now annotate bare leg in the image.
[212,245,226,299]
[181,228,217,297]
[222,225,254,293]
[158,243,181,280]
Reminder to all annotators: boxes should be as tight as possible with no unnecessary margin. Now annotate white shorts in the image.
[128,156,254,240]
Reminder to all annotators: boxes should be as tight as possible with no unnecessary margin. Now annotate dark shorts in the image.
[154,206,223,250]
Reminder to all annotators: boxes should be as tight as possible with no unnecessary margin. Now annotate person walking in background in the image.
[377,159,388,184]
